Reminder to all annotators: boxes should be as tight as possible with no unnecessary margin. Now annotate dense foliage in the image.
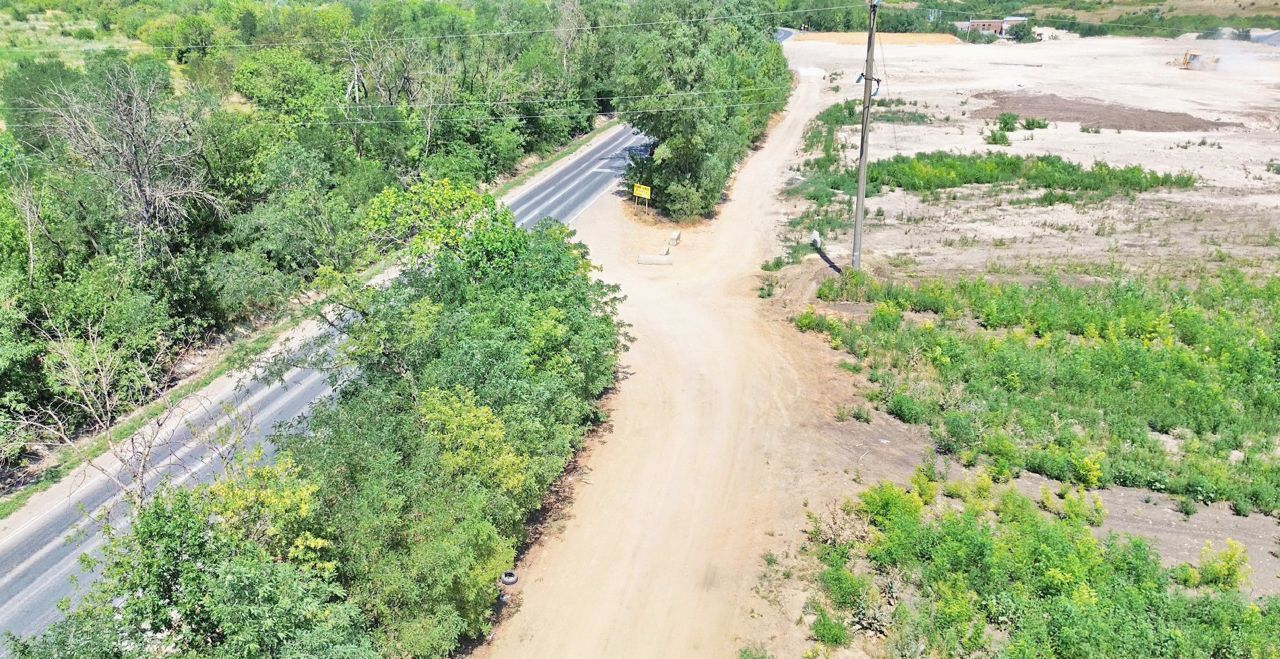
[7,460,378,658]
[797,270,1280,515]
[0,0,786,488]
[615,0,790,219]
[804,478,1280,657]
[9,184,625,657]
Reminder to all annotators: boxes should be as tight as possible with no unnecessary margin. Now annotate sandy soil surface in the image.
[783,34,1280,279]
[794,31,961,45]
[477,33,1280,659]
[778,29,1280,614]
[476,60,927,659]
[971,90,1241,131]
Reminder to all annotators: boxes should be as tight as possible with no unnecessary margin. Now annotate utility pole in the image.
[851,0,880,270]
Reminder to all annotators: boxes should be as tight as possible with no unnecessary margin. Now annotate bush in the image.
[997,113,1019,132]
[887,393,929,425]
[806,481,1280,657]
[984,129,1011,146]
[1020,117,1048,130]
[1198,540,1250,590]
[811,608,849,646]
[616,1,790,218]
[822,567,874,612]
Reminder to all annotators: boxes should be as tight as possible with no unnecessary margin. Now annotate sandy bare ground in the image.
[477,34,1280,659]
[794,31,961,45]
[475,60,929,658]
[783,34,1280,278]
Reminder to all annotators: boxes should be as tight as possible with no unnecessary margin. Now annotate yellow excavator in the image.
[1175,50,1219,71]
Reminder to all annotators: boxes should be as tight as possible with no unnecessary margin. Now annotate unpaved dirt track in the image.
[477,70,832,658]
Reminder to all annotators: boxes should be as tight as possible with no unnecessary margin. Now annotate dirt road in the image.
[482,32,1280,657]
[477,66,837,658]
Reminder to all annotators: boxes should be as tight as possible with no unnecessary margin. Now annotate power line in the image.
[0,4,870,55]
[0,84,792,114]
[0,1,1232,57]
[1,98,786,130]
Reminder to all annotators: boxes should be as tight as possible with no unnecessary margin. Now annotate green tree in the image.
[613,0,790,218]
[6,484,374,658]
[1006,20,1039,43]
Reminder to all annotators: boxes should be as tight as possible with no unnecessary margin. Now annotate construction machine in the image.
[1174,50,1219,70]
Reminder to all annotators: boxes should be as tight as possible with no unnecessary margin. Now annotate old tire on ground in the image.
[500,570,518,586]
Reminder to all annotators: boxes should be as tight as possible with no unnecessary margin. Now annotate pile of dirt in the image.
[972,90,1242,131]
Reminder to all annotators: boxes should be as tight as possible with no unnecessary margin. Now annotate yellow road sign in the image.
[632,183,652,200]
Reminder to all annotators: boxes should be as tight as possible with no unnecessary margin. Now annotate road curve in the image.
[0,123,646,645]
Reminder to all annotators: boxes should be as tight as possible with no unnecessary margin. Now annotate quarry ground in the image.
[478,34,1280,658]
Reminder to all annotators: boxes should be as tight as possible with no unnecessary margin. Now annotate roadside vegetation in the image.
[776,0,1280,38]
[7,183,626,657]
[797,476,1278,657]
[0,0,788,502]
[796,269,1280,515]
[616,0,790,220]
[797,150,1195,208]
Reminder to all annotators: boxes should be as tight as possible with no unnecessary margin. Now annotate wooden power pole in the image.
[851,0,881,270]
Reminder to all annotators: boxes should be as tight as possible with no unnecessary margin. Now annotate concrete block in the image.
[637,254,674,266]
[668,231,681,246]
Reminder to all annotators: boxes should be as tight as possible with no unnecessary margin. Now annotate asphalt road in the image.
[0,124,648,645]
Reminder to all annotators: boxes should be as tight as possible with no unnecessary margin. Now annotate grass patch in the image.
[984,129,1011,146]
[758,275,777,299]
[794,151,1194,208]
[796,269,1280,512]
[802,479,1279,657]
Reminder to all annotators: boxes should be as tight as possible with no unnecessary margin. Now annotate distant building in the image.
[1003,16,1030,31]
[967,19,1005,34]
[960,16,1029,36]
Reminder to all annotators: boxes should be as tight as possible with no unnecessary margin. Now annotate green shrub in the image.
[822,567,873,612]
[1081,124,1102,134]
[1020,117,1048,130]
[810,482,1280,657]
[1198,540,1250,590]
[857,482,923,529]
[1172,563,1201,588]
[997,112,1019,132]
[803,270,1280,513]
[887,393,929,425]
[984,129,1011,146]
[811,608,849,646]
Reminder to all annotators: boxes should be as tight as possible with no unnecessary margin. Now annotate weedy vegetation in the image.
[796,269,1280,513]
[794,148,1195,208]
[799,477,1279,657]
